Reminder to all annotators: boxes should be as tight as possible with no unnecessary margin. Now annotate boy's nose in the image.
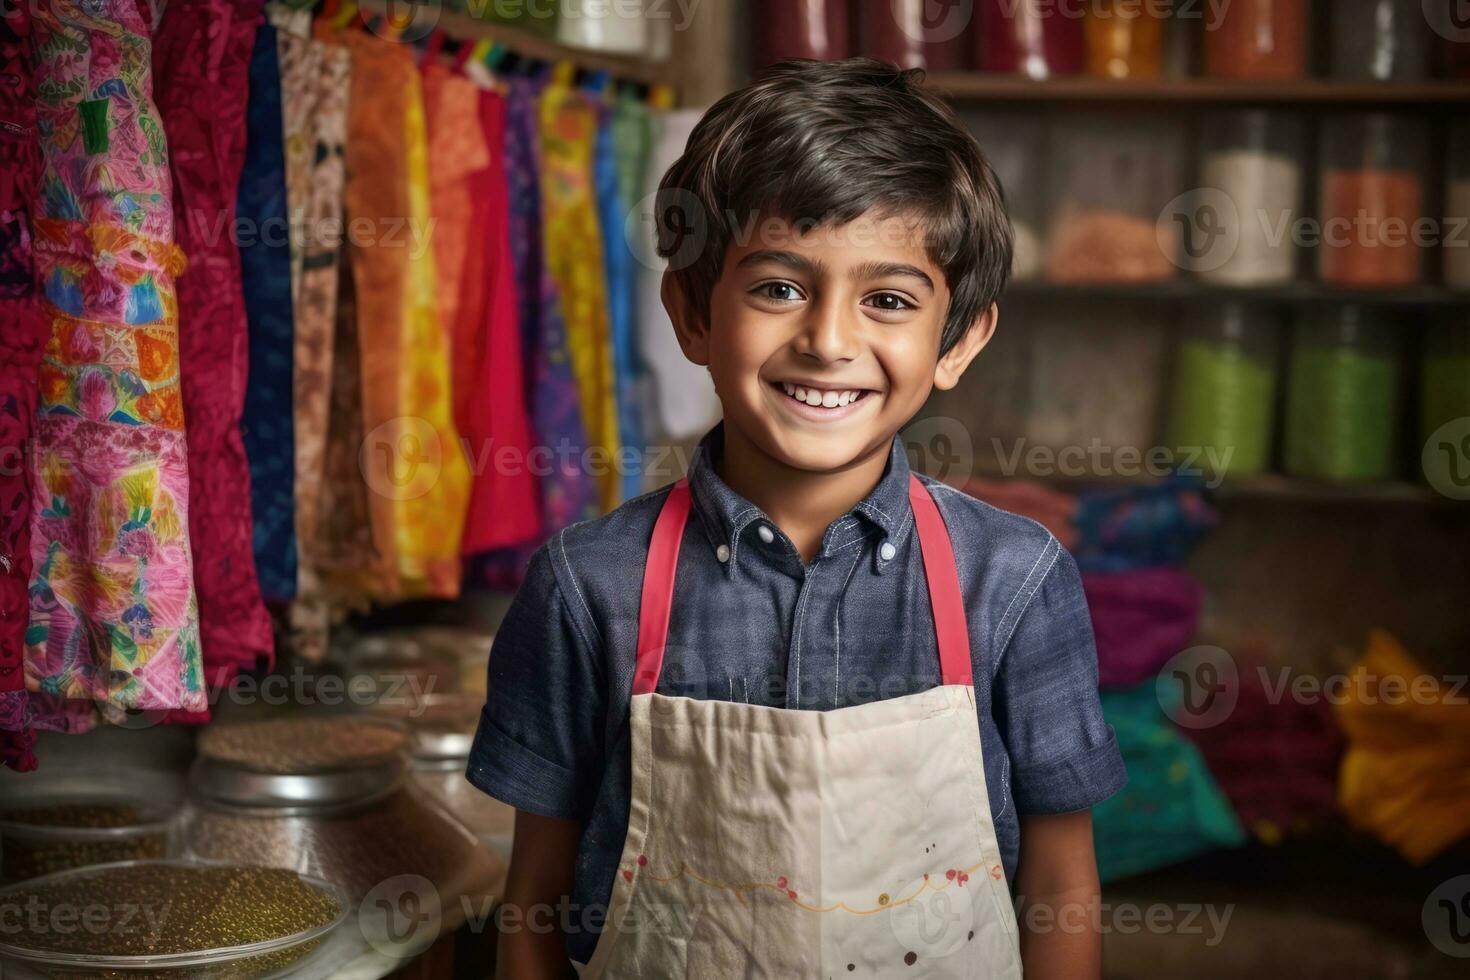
[792,298,860,363]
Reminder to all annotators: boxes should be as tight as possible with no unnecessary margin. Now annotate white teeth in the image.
[804,389,823,406]
[782,382,796,397]
[778,383,867,409]
[837,391,852,406]
[821,390,839,408]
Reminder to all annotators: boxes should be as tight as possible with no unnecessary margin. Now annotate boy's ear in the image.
[661,269,710,366]
[933,303,998,391]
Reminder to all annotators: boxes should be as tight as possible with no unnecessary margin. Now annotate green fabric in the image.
[1093,683,1247,883]
[80,97,110,156]
[612,92,650,217]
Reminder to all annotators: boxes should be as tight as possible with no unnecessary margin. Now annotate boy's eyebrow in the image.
[736,251,935,292]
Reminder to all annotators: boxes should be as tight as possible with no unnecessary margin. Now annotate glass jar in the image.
[1318,113,1428,287]
[1196,110,1304,285]
[1285,306,1401,481]
[978,0,1086,78]
[1046,115,1184,283]
[1204,0,1309,79]
[1330,0,1430,80]
[1427,0,1470,77]
[963,110,1046,281]
[752,0,850,65]
[1421,318,1470,492]
[1447,122,1470,289]
[858,0,970,70]
[1085,0,1167,78]
[556,0,647,54]
[1167,303,1282,479]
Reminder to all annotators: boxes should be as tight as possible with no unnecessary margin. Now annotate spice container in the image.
[1047,116,1184,283]
[181,716,504,914]
[1024,301,1168,472]
[1318,113,1427,286]
[1330,0,1430,80]
[752,0,850,65]
[1167,303,1282,479]
[978,0,1085,78]
[1197,109,1304,285]
[1285,306,1402,481]
[342,630,461,703]
[1085,0,1166,78]
[858,0,969,69]
[1204,0,1308,79]
[0,768,183,882]
[0,860,345,980]
[1447,123,1470,289]
[1421,319,1470,490]
[556,0,647,55]
[963,110,1046,281]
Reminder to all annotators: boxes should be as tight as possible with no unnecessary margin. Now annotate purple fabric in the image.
[1084,567,1203,689]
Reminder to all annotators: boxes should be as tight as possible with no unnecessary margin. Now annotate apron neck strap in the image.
[632,474,973,696]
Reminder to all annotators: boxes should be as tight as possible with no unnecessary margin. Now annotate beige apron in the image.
[577,475,1023,978]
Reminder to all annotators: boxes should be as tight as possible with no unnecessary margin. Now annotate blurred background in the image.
[3,1,1469,977]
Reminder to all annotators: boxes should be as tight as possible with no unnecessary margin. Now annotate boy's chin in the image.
[756,424,891,475]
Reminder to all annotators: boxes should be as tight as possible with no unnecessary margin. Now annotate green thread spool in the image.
[1285,306,1400,481]
[1168,303,1279,479]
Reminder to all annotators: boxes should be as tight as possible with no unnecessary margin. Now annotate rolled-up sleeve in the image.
[995,545,1127,815]
[467,541,605,821]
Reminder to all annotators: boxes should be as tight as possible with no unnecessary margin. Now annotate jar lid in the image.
[368,693,482,762]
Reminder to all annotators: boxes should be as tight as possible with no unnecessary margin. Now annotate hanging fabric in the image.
[539,75,621,513]
[25,0,205,730]
[0,0,42,769]
[237,20,297,602]
[153,0,272,720]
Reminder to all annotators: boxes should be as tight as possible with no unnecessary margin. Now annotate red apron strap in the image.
[633,480,693,695]
[908,475,974,686]
[632,475,973,695]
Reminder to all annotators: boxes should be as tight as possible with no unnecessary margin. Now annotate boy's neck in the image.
[715,423,893,565]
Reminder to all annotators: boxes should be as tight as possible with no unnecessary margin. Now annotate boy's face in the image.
[672,213,993,474]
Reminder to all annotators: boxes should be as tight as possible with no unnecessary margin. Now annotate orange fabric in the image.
[1334,629,1470,863]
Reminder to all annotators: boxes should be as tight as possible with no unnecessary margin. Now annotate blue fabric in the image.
[237,23,296,601]
[469,422,1127,964]
[592,90,642,505]
[1073,475,1217,573]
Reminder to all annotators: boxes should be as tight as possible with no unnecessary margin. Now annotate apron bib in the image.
[577,476,1023,978]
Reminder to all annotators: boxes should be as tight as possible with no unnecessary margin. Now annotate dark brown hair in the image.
[655,57,1013,355]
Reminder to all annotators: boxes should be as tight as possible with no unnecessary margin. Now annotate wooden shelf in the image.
[1213,475,1452,505]
[1004,280,1470,307]
[357,0,673,86]
[926,73,1470,106]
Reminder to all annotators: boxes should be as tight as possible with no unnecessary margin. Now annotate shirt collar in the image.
[686,423,913,569]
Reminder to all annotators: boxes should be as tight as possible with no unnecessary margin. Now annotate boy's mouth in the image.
[771,380,876,421]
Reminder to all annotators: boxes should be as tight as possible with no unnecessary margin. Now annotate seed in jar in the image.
[197,717,406,773]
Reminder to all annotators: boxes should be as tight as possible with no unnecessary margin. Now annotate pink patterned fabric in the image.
[153,0,271,720]
[1083,567,1203,689]
[25,0,204,731]
[1,0,42,769]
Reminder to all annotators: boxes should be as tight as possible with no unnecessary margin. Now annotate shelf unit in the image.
[925,73,1470,105]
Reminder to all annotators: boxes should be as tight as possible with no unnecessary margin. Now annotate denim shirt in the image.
[469,424,1126,964]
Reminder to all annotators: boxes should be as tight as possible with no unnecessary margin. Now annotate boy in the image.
[471,59,1125,979]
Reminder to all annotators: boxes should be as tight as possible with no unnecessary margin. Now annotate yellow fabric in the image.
[1334,629,1470,864]
[539,82,621,512]
[394,71,470,598]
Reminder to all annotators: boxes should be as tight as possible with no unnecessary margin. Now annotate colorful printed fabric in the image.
[1092,683,1246,882]
[237,22,296,602]
[1073,476,1218,573]
[466,75,596,591]
[539,80,620,513]
[397,68,469,597]
[286,37,350,661]
[595,83,644,502]
[26,0,205,730]
[153,0,271,712]
[0,0,42,768]
[1335,630,1470,864]
[451,82,540,555]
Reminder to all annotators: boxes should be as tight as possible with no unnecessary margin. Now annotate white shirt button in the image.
[757,525,774,544]
[879,541,897,561]
[716,544,731,563]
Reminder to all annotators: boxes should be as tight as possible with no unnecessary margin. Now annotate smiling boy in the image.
[472,59,1125,978]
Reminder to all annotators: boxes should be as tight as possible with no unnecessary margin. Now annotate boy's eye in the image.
[864,292,915,312]
[753,281,803,303]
